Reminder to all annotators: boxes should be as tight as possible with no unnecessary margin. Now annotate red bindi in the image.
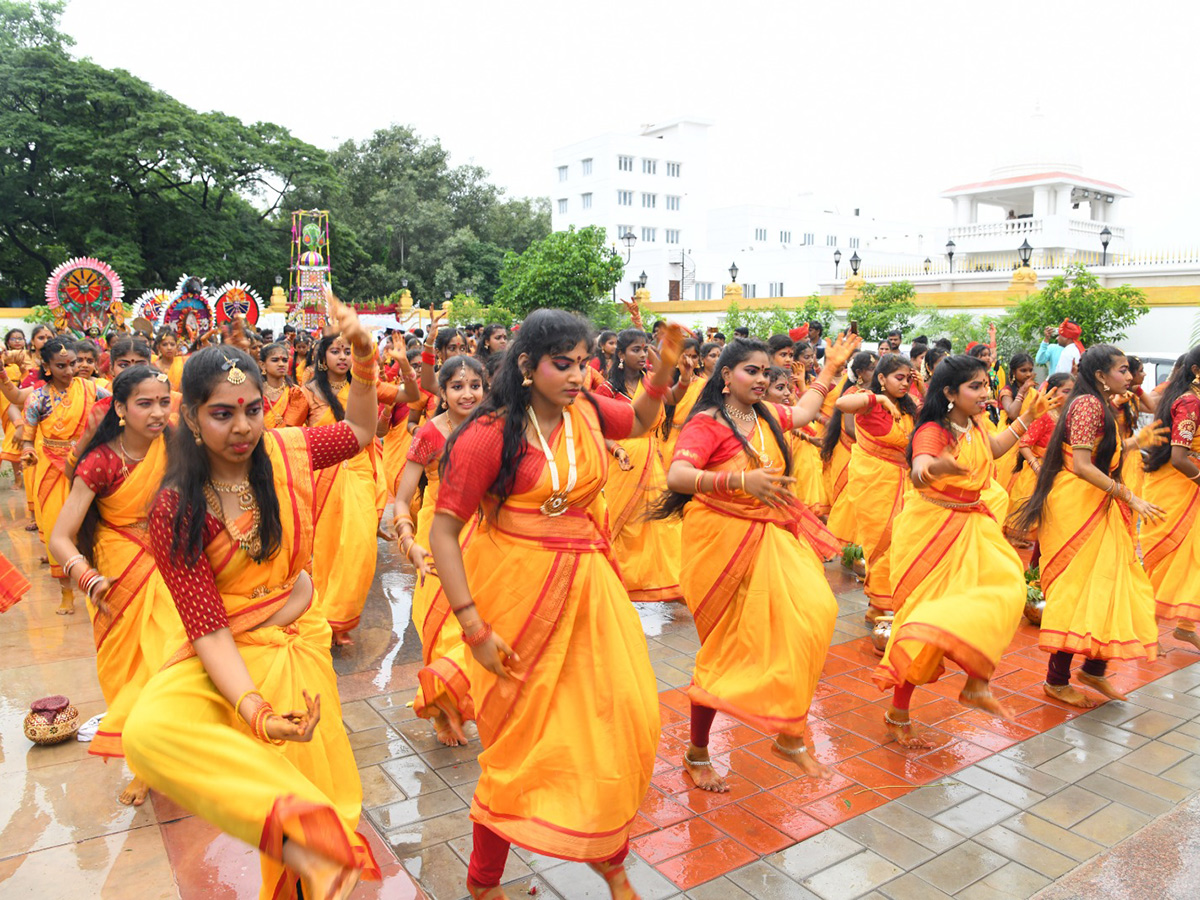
[237,397,245,405]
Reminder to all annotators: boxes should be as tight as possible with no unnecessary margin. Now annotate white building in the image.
[550,118,940,303]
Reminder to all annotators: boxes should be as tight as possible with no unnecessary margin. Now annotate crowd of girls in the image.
[5,297,1199,900]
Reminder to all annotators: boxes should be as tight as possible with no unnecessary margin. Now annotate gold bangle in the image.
[235,688,262,720]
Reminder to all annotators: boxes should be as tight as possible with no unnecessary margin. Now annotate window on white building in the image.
[616,225,633,241]
[665,229,680,244]
[667,162,681,177]
[803,232,815,245]
[769,282,785,297]
[557,198,568,214]
[618,155,633,172]
[641,227,656,242]
[755,228,767,242]
[742,284,757,299]
[557,165,569,182]
[780,231,791,244]
[617,190,633,206]
[695,282,714,300]
[666,195,681,211]
[642,159,657,175]
[581,193,592,210]
[581,158,593,176]
[642,193,656,209]
[849,237,860,248]
[826,235,837,247]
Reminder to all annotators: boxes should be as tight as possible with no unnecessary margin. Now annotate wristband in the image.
[421,351,436,366]
[462,622,493,647]
[693,471,705,494]
[640,375,670,401]
[806,382,830,399]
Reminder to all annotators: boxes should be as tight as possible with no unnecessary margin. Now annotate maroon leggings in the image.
[468,823,628,888]
[1046,651,1106,686]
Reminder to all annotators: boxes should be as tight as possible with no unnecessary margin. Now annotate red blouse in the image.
[911,422,950,458]
[436,395,635,521]
[148,422,360,642]
[1065,395,1105,450]
[671,405,795,469]
[1021,412,1057,449]
[855,396,898,437]
[407,421,446,467]
[74,444,139,498]
[1170,393,1200,447]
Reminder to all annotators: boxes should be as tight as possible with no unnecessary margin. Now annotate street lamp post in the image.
[1018,239,1033,268]
[1100,226,1112,267]
[923,257,931,275]
[849,252,860,276]
[946,239,956,274]
[833,249,842,280]
[729,261,739,284]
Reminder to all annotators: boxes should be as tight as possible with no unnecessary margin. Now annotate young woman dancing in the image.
[659,334,859,790]
[1004,373,1073,546]
[48,365,176,804]
[592,328,687,602]
[830,353,917,621]
[123,294,382,900]
[821,350,878,527]
[258,342,305,429]
[428,310,685,900]
[393,355,486,747]
[1015,345,1167,707]
[873,355,1045,746]
[1141,345,1200,651]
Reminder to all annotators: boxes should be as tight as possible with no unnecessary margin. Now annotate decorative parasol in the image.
[212,281,263,327]
[44,257,124,337]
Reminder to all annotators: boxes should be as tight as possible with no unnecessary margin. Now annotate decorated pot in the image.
[870,616,894,655]
[23,695,80,746]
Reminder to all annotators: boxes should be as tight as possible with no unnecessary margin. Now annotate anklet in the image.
[684,751,713,767]
[883,711,911,727]
[960,689,990,701]
[772,739,807,756]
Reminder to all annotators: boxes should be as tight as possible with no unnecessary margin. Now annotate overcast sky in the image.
[60,0,1200,247]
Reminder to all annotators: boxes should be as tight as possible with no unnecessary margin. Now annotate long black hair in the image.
[1145,345,1200,473]
[475,325,507,366]
[38,337,74,381]
[905,355,988,466]
[1015,344,1128,534]
[433,354,486,416]
[434,326,462,358]
[159,347,282,565]
[1012,372,1074,476]
[73,366,170,562]
[869,353,919,420]
[441,309,598,516]
[1004,353,1035,398]
[310,333,349,421]
[594,330,617,367]
[660,337,700,442]
[820,351,878,463]
[653,338,793,520]
[606,328,648,396]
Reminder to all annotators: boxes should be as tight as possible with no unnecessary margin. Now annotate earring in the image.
[191,429,203,445]
[521,374,532,387]
[947,400,955,411]
[118,415,125,426]
[317,359,327,371]
[1191,373,1200,387]
[722,382,731,395]
[1101,381,1112,394]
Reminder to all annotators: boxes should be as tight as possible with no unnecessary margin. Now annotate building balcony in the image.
[947,217,1125,255]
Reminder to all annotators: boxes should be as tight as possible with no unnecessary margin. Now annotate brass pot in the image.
[1024,595,1046,627]
[871,616,894,655]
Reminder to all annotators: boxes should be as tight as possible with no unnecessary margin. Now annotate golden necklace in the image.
[203,481,261,556]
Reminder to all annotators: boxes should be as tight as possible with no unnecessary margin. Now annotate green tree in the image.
[846,281,920,341]
[494,226,624,319]
[444,293,515,329]
[1002,263,1148,348]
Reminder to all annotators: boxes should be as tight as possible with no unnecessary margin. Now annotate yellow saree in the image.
[1142,394,1200,622]
[123,428,378,900]
[447,400,660,862]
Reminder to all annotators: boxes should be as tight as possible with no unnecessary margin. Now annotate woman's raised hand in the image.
[743,465,796,508]
[1136,420,1170,450]
[657,323,687,372]
[325,287,372,354]
[825,331,862,370]
[265,690,322,743]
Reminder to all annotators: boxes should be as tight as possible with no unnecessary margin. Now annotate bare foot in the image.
[1076,671,1128,701]
[376,524,395,541]
[589,860,641,900]
[864,605,885,626]
[466,881,511,900]
[118,777,150,806]
[683,745,729,792]
[24,522,38,531]
[1173,627,1200,653]
[56,595,75,616]
[959,678,1014,720]
[40,555,49,564]
[1043,682,1096,708]
[282,839,360,900]
[430,699,468,746]
[331,631,354,647]
[883,709,936,749]
[771,737,833,779]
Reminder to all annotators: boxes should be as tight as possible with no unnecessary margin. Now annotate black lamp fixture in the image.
[274,275,283,286]
[465,288,472,297]
[621,230,637,261]
[833,248,842,278]
[1018,239,1033,268]
[636,271,648,290]
[729,261,739,283]
[849,251,860,276]
[1100,225,1112,267]
[946,239,956,273]
[443,290,452,306]
[401,278,408,289]
[923,257,931,275]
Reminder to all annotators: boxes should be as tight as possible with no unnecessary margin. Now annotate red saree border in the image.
[259,795,381,891]
[1037,627,1157,662]
[1040,501,1106,592]
[471,796,635,863]
[687,684,808,738]
[1143,484,1200,573]
[871,622,996,691]
[889,511,969,611]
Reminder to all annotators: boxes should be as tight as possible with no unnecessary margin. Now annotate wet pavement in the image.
[2,476,1200,899]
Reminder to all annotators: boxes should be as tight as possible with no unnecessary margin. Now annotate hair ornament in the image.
[155,372,168,382]
[222,355,247,385]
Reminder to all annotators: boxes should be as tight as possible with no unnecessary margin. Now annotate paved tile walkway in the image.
[3,479,1200,899]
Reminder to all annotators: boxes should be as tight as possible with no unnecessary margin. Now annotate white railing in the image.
[860,246,1200,281]
[948,218,1126,243]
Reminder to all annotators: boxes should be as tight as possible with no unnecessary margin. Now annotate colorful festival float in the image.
[161,276,215,351]
[289,210,332,331]
[44,257,125,343]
